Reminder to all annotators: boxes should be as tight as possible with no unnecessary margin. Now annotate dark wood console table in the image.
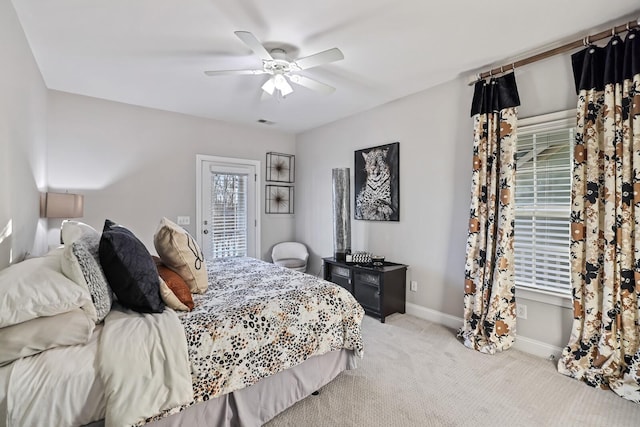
[322,257,407,323]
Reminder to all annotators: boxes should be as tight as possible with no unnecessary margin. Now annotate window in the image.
[514,111,574,296]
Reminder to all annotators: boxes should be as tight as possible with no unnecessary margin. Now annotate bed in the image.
[0,221,364,427]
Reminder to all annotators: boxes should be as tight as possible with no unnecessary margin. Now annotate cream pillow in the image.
[0,250,95,328]
[153,217,208,293]
[61,220,99,245]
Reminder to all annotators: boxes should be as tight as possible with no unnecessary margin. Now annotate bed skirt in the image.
[85,348,357,427]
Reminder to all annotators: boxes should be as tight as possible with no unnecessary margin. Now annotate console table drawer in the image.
[330,273,352,293]
[355,271,379,287]
[332,265,351,278]
[354,282,380,312]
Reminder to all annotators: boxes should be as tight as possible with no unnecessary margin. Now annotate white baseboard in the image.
[405,302,463,330]
[513,335,563,360]
[404,303,563,360]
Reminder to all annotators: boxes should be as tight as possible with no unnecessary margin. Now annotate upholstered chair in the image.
[271,242,309,273]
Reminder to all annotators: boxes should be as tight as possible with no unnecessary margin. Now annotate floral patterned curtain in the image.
[458,73,520,354]
[558,29,640,402]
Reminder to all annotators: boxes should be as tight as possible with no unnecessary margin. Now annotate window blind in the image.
[514,127,573,295]
[210,173,248,258]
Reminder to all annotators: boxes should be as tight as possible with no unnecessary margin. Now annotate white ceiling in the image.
[11,1,640,134]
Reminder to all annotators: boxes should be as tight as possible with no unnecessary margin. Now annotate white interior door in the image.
[196,155,260,259]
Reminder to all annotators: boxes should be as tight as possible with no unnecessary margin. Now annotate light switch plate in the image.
[177,216,190,225]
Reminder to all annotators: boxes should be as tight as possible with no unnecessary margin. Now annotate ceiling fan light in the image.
[280,81,293,96]
[273,74,286,87]
[261,77,276,95]
[274,74,293,96]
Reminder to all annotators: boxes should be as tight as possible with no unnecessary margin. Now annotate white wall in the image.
[295,53,578,351]
[0,0,48,269]
[46,91,296,260]
[296,78,472,315]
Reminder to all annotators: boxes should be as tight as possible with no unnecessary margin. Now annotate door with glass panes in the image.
[197,156,259,260]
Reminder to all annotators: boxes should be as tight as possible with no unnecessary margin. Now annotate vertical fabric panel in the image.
[332,168,351,261]
[558,29,640,402]
[459,74,519,354]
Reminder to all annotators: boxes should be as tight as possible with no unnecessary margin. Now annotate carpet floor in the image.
[266,314,640,427]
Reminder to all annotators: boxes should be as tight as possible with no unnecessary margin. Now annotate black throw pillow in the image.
[99,219,164,313]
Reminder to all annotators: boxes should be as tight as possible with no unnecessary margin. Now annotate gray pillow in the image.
[61,233,113,322]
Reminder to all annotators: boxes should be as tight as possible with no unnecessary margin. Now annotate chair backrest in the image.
[272,242,309,262]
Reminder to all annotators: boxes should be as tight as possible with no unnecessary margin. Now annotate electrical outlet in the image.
[516,303,527,319]
[410,281,418,292]
[177,216,190,225]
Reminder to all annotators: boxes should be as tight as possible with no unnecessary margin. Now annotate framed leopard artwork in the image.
[354,142,399,221]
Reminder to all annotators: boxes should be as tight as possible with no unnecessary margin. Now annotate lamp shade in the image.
[41,192,84,218]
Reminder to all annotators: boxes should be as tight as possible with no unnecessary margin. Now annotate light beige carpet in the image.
[266,314,640,426]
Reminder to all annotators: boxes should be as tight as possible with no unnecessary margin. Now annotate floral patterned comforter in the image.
[179,257,363,403]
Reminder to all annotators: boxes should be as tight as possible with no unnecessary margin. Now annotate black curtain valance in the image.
[572,28,640,93]
[470,72,521,117]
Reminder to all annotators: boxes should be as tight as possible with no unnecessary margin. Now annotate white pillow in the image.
[0,249,95,328]
[61,220,99,245]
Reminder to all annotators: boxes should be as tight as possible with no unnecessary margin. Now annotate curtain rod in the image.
[469,17,640,85]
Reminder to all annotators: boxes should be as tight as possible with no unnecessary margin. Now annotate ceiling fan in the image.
[204,31,344,98]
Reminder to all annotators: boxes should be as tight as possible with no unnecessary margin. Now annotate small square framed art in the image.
[265,185,294,214]
[266,152,295,183]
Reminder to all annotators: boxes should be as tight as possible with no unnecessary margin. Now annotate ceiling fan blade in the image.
[289,74,336,94]
[234,31,273,61]
[294,48,344,70]
[204,69,266,76]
